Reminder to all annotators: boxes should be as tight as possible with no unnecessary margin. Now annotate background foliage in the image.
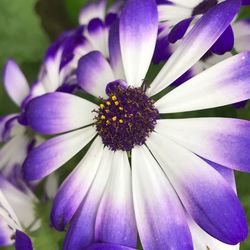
[0,1,250,249]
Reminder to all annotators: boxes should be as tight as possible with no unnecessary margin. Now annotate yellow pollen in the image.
[100,104,105,109]
[112,116,117,121]
[119,119,124,123]
[119,107,124,111]
[111,95,117,101]
[114,101,119,106]
[106,101,111,106]
[105,109,110,113]
[101,115,106,120]
[106,120,110,125]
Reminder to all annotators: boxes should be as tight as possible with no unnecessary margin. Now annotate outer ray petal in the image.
[15,230,33,250]
[77,51,115,98]
[23,126,96,181]
[132,145,193,250]
[148,0,240,96]
[95,151,137,248]
[51,138,104,230]
[62,148,113,250]
[120,0,158,87]
[108,22,125,79]
[26,92,97,134]
[155,52,250,113]
[0,176,36,229]
[147,133,248,244]
[155,118,250,172]
[3,60,30,106]
[189,219,239,250]
[86,243,137,250]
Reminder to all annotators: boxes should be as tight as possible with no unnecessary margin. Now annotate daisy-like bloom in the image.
[23,0,250,249]
[154,0,250,63]
[0,178,36,248]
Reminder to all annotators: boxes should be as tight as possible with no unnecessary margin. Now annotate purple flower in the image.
[154,0,249,63]
[39,0,123,93]
[23,0,250,249]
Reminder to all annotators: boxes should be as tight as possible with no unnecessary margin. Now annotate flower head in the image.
[23,0,250,249]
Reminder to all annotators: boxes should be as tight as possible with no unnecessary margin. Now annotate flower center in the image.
[94,81,159,151]
[192,0,218,16]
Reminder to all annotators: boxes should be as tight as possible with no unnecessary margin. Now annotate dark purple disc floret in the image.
[94,81,159,151]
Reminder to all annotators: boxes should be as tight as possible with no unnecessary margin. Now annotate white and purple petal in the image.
[51,138,105,230]
[77,51,115,98]
[3,60,30,106]
[79,0,106,25]
[132,145,193,250]
[147,132,248,244]
[86,243,137,250]
[108,22,125,79]
[189,218,239,250]
[86,18,109,57]
[95,151,137,248]
[156,52,250,113]
[149,0,240,96]
[120,0,158,87]
[26,92,97,134]
[62,147,113,250]
[23,126,96,181]
[155,118,250,172]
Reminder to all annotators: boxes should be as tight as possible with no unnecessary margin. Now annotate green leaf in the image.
[0,0,49,115]
[0,0,49,67]
[64,0,89,25]
[237,5,250,20]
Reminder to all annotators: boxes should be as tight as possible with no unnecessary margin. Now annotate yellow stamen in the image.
[119,119,124,124]
[114,101,119,106]
[100,103,105,109]
[119,107,124,111]
[101,115,106,120]
[112,116,117,121]
[106,101,111,106]
[111,95,117,101]
[105,109,110,113]
[106,120,110,125]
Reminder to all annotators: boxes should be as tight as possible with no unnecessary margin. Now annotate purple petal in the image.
[204,159,236,191]
[155,118,250,172]
[51,138,105,230]
[95,151,137,248]
[3,60,30,106]
[120,0,158,86]
[211,25,234,55]
[62,148,114,250]
[132,145,193,250]
[86,243,137,250]
[15,230,33,250]
[86,18,109,57]
[147,132,248,244]
[156,52,250,113]
[168,18,193,43]
[149,0,241,96]
[25,92,97,134]
[108,21,125,79]
[152,25,172,64]
[241,0,250,5]
[23,126,96,181]
[77,51,115,98]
